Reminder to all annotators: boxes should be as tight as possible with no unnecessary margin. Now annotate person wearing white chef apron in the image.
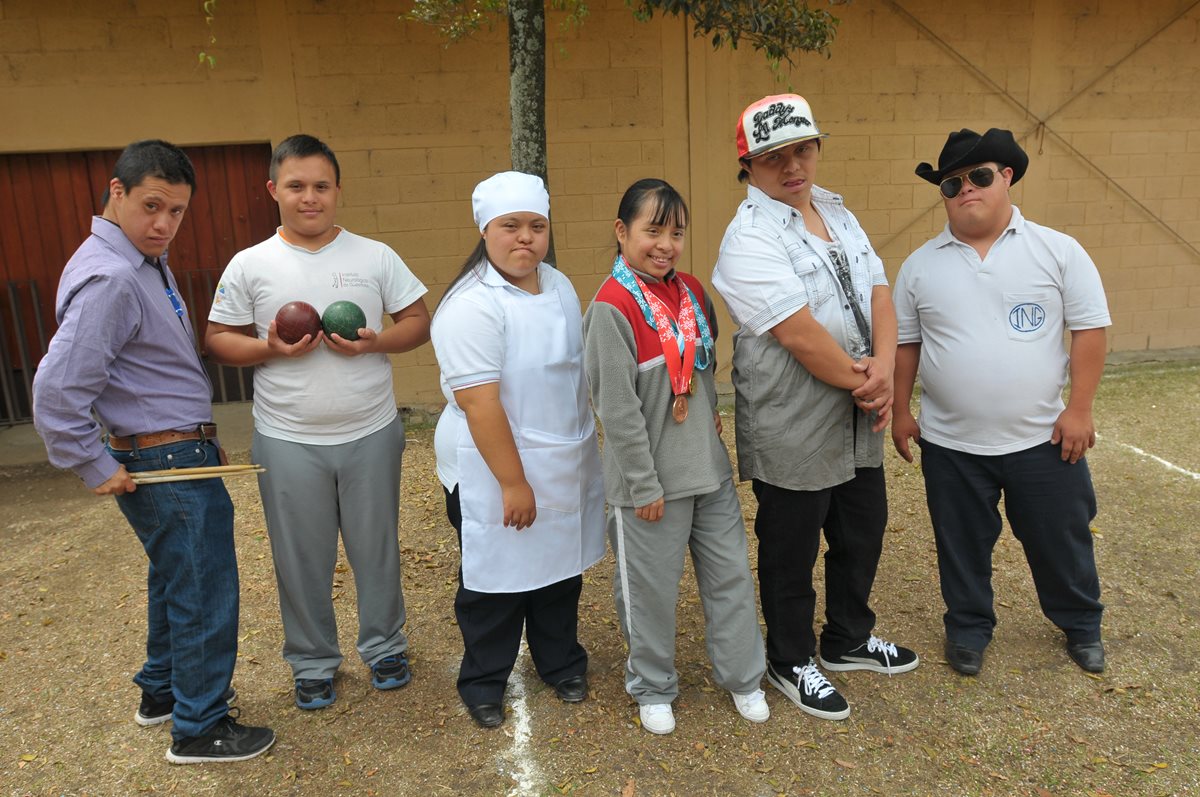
[430,171,606,729]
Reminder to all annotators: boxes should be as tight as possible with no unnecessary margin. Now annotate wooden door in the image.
[0,143,278,422]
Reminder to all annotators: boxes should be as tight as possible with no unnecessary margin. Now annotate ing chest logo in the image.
[1009,302,1045,332]
[330,272,370,289]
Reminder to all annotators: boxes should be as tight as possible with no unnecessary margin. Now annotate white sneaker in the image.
[638,703,675,735]
[731,688,770,723]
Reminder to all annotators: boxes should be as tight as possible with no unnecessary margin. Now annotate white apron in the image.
[456,277,606,593]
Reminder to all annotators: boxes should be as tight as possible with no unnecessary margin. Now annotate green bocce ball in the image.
[321,300,367,341]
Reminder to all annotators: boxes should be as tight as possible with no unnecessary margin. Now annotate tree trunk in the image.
[507,0,555,265]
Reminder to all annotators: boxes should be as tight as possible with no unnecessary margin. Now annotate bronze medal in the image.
[672,394,689,423]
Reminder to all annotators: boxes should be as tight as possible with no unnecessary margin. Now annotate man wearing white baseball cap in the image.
[712,94,919,722]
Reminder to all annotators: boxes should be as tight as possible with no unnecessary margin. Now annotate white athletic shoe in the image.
[638,703,676,735]
[731,688,770,723]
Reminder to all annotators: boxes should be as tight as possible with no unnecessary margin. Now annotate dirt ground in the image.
[2,359,1198,797]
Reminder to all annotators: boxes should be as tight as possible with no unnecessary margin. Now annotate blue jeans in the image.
[108,438,239,740]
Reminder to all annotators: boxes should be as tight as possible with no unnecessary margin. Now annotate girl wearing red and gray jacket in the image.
[582,178,767,736]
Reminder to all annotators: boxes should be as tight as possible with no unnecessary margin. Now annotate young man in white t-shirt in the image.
[892,128,1110,677]
[206,135,430,709]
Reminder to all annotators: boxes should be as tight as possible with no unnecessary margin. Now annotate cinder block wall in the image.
[2,0,1197,405]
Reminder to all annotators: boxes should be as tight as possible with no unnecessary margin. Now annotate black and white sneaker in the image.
[135,688,237,727]
[165,709,275,764]
[820,635,919,675]
[766,659,850,721]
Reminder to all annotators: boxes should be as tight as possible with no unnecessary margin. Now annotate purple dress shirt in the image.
[32,217,214,488]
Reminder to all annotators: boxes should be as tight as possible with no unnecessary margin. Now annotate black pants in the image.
[445,487,587,705]
[919,439,1103,650]
[752,467,887,668]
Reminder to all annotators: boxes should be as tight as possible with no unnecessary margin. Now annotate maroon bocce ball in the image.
[274,301,322,344]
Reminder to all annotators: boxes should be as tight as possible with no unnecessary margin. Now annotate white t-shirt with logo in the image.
[893,206,1111,455]
[209,229,428,445]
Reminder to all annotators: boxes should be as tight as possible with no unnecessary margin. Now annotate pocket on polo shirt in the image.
[793,256,834,310]
[1004,292,1054,341]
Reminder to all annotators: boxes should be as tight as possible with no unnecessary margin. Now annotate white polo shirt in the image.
[893,206,1110,455]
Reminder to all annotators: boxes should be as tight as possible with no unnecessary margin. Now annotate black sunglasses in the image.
[938,166,1002,199]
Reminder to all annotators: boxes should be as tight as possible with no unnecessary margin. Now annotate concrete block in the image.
[325,105,388,137]
[429,146,483,174]
[1110,331,1149,350]
[871,67,917,94]
[0,18,41,53]
[336,206,379,234]
[338,150,371,180]
[611,96,660,128]
[868,184,911,210]
[1132,309,1169,333]
[371,148,429,176]
[1045,202,1088,227]
[556,97,615,129]
[36,19,105,52]
[1167,306,1200,330]
[445,97,508,134]
[560,166,616,196]
[343,13,410,46]
[582,69,639,99]
[641,140,664,167]
[1159,197,1198,223]
[561,220,614,249]
[398,173,458,204]
[343,176,399,206]
[551,39,611,70]
[296,75,359,108]
[383,103,448,135]
[355,74,423,105]
[544,143,588,170]
[550,194,594,223]
[1101,222,1142,248]
[869,134,914,161]
[547,70,584,100]
[294,13,348,46]
[590,141,642,167]
[377,202,432,233]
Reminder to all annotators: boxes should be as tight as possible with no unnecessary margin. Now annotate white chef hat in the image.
[471,171,550,232]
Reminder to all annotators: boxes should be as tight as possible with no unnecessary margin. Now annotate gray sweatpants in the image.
[253,416,409,680]
[608,478,766,704]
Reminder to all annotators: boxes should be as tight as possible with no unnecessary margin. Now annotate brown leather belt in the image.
[107,424,218,451]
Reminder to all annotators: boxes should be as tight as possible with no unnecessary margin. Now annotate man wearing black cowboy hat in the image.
[890,128,1111,676]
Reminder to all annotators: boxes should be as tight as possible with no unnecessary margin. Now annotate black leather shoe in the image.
[944,641,984,676]
[553,674,588,703]
[1067,640,1106,673]
[467,703,504,728]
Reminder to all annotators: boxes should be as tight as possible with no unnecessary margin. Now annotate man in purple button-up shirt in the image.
[32,140,274,764]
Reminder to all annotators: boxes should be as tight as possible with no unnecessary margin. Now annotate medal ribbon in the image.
[611,254,714,378]
[612,255,698,397]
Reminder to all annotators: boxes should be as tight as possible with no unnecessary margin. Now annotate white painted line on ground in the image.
[1099,434,1200,480]
[503,641,543,797]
